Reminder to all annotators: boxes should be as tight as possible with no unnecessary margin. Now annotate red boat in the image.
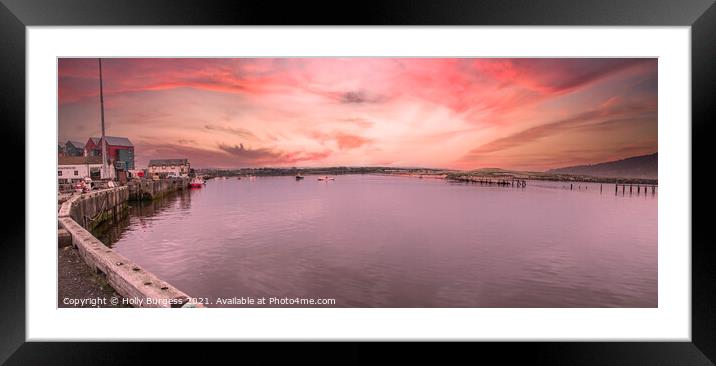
[189,177,204,188]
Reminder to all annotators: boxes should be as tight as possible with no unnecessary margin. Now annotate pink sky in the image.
[58,58,657,170]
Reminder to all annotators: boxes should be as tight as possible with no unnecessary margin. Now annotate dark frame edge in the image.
[691,1,716,364]
[0,1,26,365]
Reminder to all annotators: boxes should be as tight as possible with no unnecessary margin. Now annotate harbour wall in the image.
[58,179,202,308]
[127,177,189,201]
[66,186,130,231]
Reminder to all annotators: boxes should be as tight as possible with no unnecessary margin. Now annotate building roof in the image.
[66,141,85,149]
[59,156,103,165]
[148,159,189,166]
[92,136,134,147]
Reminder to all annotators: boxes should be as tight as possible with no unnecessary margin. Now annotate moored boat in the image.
[189,177,204,188]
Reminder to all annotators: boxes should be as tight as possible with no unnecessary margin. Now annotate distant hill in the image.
[547,153,657,179]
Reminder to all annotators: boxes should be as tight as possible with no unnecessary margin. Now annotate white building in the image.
[147,159,190,177]
[58,156,114,184]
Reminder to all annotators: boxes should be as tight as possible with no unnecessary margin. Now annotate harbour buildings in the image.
[148,159,191,177]
[64,141,85,157]
[57,156,113,184]
[84,136,135,170]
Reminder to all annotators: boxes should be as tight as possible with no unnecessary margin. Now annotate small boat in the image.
[295,175,304,180]
[189,177,204,188]
[317,176,335,181]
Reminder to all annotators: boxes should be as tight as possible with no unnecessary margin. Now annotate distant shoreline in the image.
[195,166,657,185]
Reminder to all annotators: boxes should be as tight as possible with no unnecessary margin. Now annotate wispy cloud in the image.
[310,130,373,150]
[339,91,386,104]
[204,124,256,138]
[59,58,657,170]
[218,143,331,166]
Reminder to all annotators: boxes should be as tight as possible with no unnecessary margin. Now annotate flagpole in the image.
[98,58,108,179]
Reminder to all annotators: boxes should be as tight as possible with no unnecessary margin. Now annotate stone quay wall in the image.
[58,181,202,308]
[127,177,190,201]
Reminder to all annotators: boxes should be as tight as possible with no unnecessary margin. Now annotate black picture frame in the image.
[1,0,713,364]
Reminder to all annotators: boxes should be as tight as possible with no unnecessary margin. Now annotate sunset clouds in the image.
[58,58,657,170]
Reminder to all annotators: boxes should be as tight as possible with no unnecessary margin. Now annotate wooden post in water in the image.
[570,183,573,190]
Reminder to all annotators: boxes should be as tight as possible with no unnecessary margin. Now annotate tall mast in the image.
[98,58,108,179]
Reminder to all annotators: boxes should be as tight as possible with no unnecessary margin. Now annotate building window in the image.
[58,171,62,176]
[74,170,79,176]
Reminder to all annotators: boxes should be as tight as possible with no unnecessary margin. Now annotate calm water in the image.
[93,175,657,307]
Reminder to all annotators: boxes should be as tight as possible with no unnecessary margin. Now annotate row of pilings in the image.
[614,183,658,195]
[450,177,658,195]
[450,176,527,188]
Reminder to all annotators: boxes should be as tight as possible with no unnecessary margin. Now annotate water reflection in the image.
[93,189,192,247]
[92,175,656,308]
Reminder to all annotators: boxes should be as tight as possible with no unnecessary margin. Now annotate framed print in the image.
[2,0,714,364]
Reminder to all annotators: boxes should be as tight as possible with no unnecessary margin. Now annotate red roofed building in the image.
[84,137,101,155]
[84,136,135,170]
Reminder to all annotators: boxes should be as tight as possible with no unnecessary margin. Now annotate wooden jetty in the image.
[450,176,527,188]
[449,176,656,195]
[615,183,657,195]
